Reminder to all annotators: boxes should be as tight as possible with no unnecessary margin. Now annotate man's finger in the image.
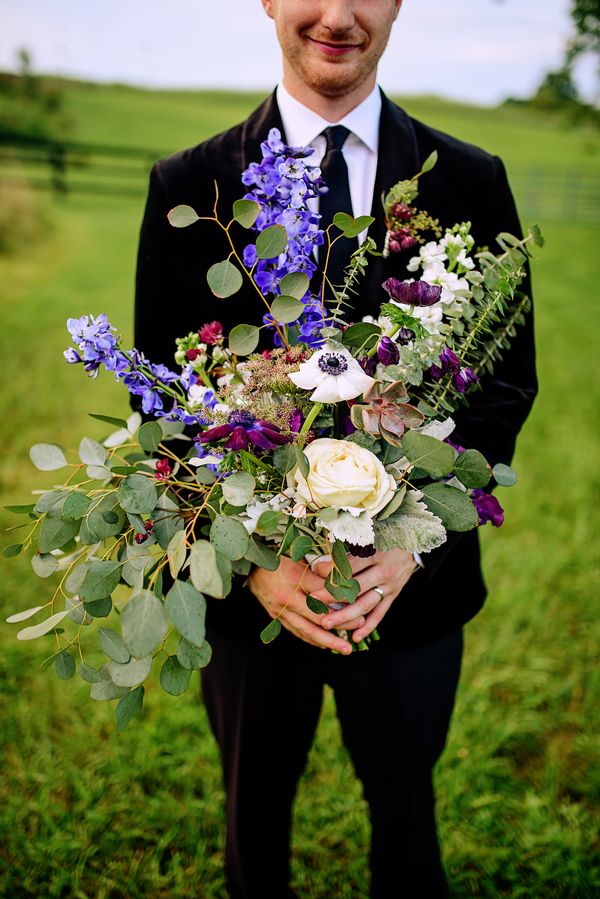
[352,594,396,642]
[282,610,354,654]
[321,591,381,628]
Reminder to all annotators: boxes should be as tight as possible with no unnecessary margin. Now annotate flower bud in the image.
[376,337,400,366]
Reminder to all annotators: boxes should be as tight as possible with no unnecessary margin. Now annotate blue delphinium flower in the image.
[65,314,128,377]
[241,127,332,346]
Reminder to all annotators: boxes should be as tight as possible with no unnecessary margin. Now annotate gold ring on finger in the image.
[373,586,385,600]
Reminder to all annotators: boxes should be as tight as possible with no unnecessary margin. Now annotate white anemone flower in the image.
[288,344,374,403]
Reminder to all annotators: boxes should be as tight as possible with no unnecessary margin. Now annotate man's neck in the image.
[282,71,378,123]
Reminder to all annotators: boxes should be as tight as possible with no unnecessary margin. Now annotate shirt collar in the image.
[276,81,381,155]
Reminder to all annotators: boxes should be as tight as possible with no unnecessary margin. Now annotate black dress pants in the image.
[201,626,463,899]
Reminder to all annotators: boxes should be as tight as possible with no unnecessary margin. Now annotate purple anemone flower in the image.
[382,278,442,306]
[196,410,291,451]
[471,490,504,528]
[376,336,400,366]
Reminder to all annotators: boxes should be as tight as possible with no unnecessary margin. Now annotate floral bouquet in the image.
[4,128,543,731]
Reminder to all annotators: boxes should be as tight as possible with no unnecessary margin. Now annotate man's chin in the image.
[300,64,371,99]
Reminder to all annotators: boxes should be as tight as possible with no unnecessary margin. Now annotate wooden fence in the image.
[1,132,599,225]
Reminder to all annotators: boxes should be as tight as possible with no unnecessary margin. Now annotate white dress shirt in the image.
[276,82,381,244]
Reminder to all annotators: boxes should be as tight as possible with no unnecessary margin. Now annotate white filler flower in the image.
[288,344,374,403]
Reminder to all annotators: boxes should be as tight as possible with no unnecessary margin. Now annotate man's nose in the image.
[320,0,356,34]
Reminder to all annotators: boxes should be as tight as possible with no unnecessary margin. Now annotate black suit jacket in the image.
[134,90,537,649]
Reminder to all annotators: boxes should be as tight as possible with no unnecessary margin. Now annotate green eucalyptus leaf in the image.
[165,579,206,647]
[4,503,36,514]
[245,537,280,571]
[209,515,249,561]
[3,543,23,558]
[493,463,518,487]
[79,561,121,603]
[38,516,79,554]
[233,198,260,228]
[229,323,260,356]
[108,655,152,688]
[89,412,128,428]
[454,449,492,489]
[189,540,225,598]
[177,636,213,670]
[6,605,44,624]
[167,204,200,228]
[62,492,92,522]
[160,655,191,696]
[118,474,158,515]
[99,627,131,664]
[90,664,130,701]
[255,224,287,259]
[255,510,282,535]
[273,445,296,476]
[222,471,255,507]
[401,431,455,478]
[122,590,169,658]
[65,595,92,626]
[79,437,107,466]
[138,421,162,453]
[306,595,329,614]
[270,295,305,324]
[79,662,102,684]
[206,259,243,298]
[420,483,479,532]
[331,540,352,579]
[30,443,68,471]
[167,528,187,578]
[341,322,381,349]
[115,685,145,732]
[34,490,68,515]
[280,272,309,300]
[260,618,282,644]
[325,572,360,603]
[332,212,374,238]
[16,608,71,640]
[294,446,310,480]
[290,534,313,562]
[83,596,113,618]
[55,650,75,680]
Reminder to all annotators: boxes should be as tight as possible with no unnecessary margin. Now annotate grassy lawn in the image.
[0,85,598,897]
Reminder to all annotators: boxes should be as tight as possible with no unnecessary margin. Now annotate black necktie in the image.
[318,125,358,293]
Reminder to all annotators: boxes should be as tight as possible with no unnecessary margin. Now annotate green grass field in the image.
[0,83,599,898]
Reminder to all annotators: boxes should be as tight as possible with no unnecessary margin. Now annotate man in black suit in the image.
[134,2,537,896]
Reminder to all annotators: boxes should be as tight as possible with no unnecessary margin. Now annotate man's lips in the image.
[306,36,362,56]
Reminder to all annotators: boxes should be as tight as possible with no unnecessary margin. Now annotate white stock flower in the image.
[288,344,374,403]
[287,438,396,515]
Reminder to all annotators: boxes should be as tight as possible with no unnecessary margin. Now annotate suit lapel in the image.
[240,91,286,172]
[360,91,420,314]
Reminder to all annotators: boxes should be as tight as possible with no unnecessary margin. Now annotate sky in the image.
[0,0,596,106]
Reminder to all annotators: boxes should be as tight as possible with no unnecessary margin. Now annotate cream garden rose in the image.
[288,438,396,515]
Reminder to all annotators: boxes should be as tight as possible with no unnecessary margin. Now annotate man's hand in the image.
[310,548,418,643]
[247,556,359,654]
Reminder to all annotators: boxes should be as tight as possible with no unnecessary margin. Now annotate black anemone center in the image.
[228,410,255,426]
[318,353,349,377]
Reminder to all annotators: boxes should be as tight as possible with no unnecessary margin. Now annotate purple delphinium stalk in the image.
[382,278,442,307]
[376,336,400,366]
[471,490,504,527]
[242,128,332,346]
